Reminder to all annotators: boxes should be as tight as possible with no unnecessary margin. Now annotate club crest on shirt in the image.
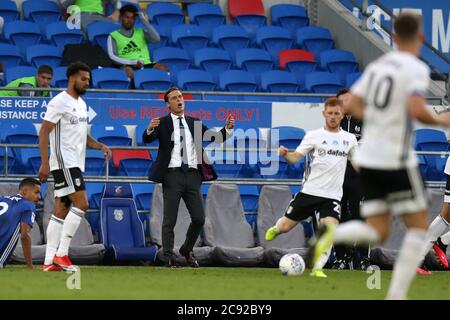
[332,140,339,146]
[113,209,124,222]
[318,148,326,156]
[75,178,81,187]
[70,116,79,124]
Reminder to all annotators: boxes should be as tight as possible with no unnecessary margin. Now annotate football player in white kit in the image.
[423,156,450,269]
[38,62,112,272]
[265,97,358,278]
[310,13,450,299]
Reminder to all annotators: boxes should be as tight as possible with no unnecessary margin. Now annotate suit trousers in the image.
[162,168,205,257]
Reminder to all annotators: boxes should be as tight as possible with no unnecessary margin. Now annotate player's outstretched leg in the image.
[265,217,298,241]
[432,234,449,269]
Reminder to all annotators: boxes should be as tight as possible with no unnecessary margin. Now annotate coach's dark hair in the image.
[324,97,343,108]
[164,87,182,102]
[336,88,350,98]
[393,13,422,42]
[38,65,53,75]
[19,177,41,190]
[120,4,138,16]
[66,61,91,78]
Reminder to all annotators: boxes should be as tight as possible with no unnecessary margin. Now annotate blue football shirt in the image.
[0,194,35,268]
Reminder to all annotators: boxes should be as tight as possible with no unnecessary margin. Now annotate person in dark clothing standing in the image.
[143,87,235,268]
[332,88,370,270]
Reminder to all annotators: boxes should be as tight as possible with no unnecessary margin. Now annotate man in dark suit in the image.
[143,87,235,267]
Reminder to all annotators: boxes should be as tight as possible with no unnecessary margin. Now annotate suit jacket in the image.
[142,114,231,183]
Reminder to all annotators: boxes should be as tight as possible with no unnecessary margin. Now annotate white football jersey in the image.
[43,91,88,172]
[296,128,358,201]
[352,50,430,169]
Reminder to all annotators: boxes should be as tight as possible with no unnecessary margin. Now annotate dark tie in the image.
[178,117,189,173]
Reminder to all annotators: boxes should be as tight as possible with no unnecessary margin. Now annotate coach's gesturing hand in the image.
[278,146,289,157]
[38,162,50,182]
[148,117,160,132]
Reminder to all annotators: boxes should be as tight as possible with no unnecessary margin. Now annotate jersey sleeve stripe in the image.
[0,224,20,266]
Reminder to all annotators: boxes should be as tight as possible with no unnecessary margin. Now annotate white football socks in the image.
[44,215,64,265]
[421,215,450,257]
[386,228,427,300]
[334,220,380,245]
[56,207,84,257]
[440,230,450,245]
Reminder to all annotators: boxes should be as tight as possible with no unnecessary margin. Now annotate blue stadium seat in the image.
[134,69,172,90]
[0,148,16,175]
[235,48,273,79]
[85,149,106,176]
[194,48,232,81]
[346,72,362,87]
[91,124,132,146]
[136,124,159,159]
[212,25,250,60]
[177,69,216,91]
[87,22,120,52]
[86,183,105,210]
[0,1,20,23]
[0,43,24,70]
[4,21,42,55]
[92,68,130,89]
[152,47,191,80]
[0,1,19,24]
[213,154,243,178]
[271,4,309,38]
[46,21,84,48]
[117,158,152,177]
[26,44,62,69]
[171,24,209,58]
[99,183,158,262]
[271,126,306,150]
[2,122,38,144]
[52,66,68,87]
[18,148,41,174]
[147,2,185,27]
[414,129,448,181]
[23,0,62,34]
[146,24,170,52]
[133,184,154,211]
[188,3,225,37]
[260,70,298,93]
[219,70,257,92]
[320,49,359,79]
[232,10,266,41]
[305,72,343,94]
[238,185,259,213]
[256,26,293,63]
[296,26,334,60]
[5,66,37,83]
[414,129,448,149]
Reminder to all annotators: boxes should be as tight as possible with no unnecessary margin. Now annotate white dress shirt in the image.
[169,113,198,169]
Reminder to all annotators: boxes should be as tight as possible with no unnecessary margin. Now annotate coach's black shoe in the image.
[360,257,371,271]
[179,246,200,268]
[331,259,349,270]
[165,256,179,268]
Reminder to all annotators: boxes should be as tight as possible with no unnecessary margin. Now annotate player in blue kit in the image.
[0,178,42,269]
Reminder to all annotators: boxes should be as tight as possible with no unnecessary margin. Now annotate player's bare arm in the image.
[38,120,56,182]
[20,222,33,269]
[87,134,112,161]
[347,93,364,120]
[408,95,450,126]
[278,146,303,164]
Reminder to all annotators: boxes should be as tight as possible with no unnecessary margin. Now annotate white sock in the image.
[440,230,450,245]
[44,215,64,265]
[387,228,427,300]
[334,221,380,245]
[313,244,333,271]
[421,215,450,257]
[56,207,84,257]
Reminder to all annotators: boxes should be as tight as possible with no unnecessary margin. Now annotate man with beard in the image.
[38,61,112,272]
[107,4,167,84]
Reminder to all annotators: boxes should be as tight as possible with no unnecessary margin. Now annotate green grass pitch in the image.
[1,266,450,300]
